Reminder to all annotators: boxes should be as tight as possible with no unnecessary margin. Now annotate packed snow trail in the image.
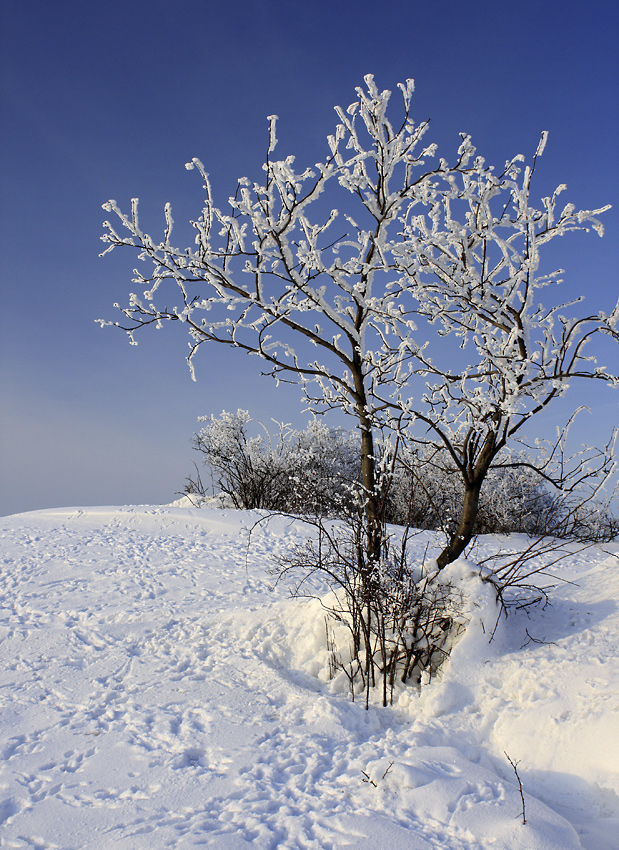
[0,506,617,849]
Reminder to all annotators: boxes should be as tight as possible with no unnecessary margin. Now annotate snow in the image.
[0,504,617,849]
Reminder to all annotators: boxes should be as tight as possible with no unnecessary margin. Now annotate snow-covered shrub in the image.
[384,446,619,544]
[190,410,293,510]
[274,514,468,709]
[475,467,557,536]
[189,411,360,514]
[530,493,619,543]
[282,420,360,517]
[383,447,559,537]
[381,448,460,532]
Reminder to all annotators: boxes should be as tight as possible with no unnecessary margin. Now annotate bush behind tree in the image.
[184,410,617,542]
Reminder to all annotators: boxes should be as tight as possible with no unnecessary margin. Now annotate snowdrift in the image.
[0,505,617,849]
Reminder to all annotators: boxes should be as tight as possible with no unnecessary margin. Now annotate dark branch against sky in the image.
[1,0,617,516]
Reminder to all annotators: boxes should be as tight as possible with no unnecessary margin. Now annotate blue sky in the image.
[1,0,617,516]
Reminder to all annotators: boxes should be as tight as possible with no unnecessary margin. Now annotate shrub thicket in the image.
[184,410,617,542]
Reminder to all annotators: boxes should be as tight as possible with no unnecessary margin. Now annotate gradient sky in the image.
[1,0,617,517]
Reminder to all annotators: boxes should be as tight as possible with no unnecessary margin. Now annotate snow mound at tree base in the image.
[0,505,616,849]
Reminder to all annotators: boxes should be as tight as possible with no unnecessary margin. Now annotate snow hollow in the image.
[0,504,617,849]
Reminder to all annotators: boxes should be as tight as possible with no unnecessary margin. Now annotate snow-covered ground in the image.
[0,504,617,849]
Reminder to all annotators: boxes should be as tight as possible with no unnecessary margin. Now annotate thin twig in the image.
[505,752,526,825]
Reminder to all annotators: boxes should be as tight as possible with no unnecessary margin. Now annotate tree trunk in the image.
[357,402,382,563]
[436,482,482,569]
[351,351,381,566]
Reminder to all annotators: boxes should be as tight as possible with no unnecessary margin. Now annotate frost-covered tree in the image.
[100,75,618,571]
